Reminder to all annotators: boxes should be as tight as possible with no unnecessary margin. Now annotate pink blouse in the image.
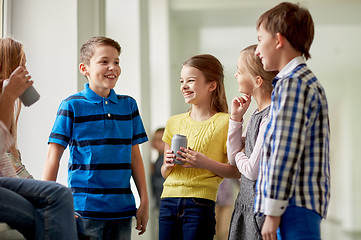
[227,116,269,181]
[0,121,17,177]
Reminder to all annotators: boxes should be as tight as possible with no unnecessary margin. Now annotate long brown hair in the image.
[0,38,26,158]
[183,54,228,113]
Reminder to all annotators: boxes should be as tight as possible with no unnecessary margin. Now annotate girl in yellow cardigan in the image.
[160,54,240,240]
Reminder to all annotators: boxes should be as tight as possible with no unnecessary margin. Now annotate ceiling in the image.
[169,0,361,27]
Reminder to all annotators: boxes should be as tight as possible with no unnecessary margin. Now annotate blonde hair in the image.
[240,45,278,94]
[183,54,228,113]
[0,37,25,158]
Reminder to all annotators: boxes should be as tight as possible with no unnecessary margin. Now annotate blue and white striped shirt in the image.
[255,57,330,218]
[49,83,148,220]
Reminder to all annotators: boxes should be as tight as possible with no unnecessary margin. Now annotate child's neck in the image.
[190,105,217,122]
[278,44,303,71]
[253,90,271,112]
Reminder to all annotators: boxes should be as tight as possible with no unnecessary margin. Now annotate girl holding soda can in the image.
[160,54,241,240]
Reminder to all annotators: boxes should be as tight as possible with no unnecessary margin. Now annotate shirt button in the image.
[105,101,108,104]
[108,114,111,118]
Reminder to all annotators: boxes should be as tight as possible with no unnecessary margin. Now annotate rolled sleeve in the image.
[264,197,288,216]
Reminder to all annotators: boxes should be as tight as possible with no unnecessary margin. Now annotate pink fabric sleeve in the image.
[0,121,17,177]
[228,116,269,181]
[227,118,245,166]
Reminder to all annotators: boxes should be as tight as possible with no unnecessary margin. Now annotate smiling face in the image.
[255,23,279,72]
[235,53,256,95]
[180,65,214,106]
[80,45,121,98]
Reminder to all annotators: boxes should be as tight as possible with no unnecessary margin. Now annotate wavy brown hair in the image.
[183,54,228,113]
[0,38,26,158]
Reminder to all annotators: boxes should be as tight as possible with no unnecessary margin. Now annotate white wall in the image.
[9,0,78,185]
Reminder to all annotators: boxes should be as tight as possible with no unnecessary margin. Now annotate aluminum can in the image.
[171,134,187,165]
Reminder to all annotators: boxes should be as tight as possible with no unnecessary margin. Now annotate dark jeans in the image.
[82,217,132,240]
[0,177,77,240]
[159,197,216,240]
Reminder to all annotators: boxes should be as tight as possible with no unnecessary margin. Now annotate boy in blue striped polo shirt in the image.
[43,36,149,239]
[254,2,330,240]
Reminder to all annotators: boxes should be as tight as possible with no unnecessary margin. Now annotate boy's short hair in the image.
[257,2,314,60]
[80,36,121,65]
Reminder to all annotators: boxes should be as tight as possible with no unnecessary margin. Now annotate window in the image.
[0,0,3,37]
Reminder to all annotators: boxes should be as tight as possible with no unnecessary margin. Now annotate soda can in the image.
[171,134,187,165]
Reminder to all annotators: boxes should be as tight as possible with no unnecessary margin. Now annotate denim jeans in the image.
[82,217,132,240]
[280,199,322,240]
[159,197,216,240]
[0,177,77,240]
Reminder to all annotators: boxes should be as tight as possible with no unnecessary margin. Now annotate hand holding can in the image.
[171,134,187,165]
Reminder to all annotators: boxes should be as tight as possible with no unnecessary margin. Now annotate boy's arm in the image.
[264,78,308,216]
[261,215,281,240]
[131,144,149,235]
[42,143,65,181]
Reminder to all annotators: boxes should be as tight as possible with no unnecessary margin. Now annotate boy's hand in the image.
[230,94,251,122]
[178,147,210,169]
[2,66,33,100]
[261,215,281,240]
[135,202,149,235]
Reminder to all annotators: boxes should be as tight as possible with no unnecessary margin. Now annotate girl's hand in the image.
[230,94,251,122]
[2,66,33,100]
[162,149,176,171]
[177,147,210,169]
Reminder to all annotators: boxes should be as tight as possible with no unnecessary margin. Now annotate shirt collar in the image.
[82,83,118,104]
[272,56,306,86]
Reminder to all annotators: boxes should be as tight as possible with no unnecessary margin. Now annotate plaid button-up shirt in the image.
[255,57,330,218]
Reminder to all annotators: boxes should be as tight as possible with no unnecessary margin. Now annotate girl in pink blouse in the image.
[227,45,277,240]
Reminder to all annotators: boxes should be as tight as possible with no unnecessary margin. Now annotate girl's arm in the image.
[0,67,32,129]
[42,143,65,181]
[0,121,17,177]
[161,143,175,179]
[227,118,246,166]
[227,95,251,165]
[131,144,149,235]
[232,116,269,180]
[177,147,241,179]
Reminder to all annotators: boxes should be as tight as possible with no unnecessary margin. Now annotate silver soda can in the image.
[171,134,187,165]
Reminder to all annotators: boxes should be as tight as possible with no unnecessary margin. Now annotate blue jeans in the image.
[280,203,322,240]
[82,217,132,240]
[0,177,77,240]
[159,198,216,240]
